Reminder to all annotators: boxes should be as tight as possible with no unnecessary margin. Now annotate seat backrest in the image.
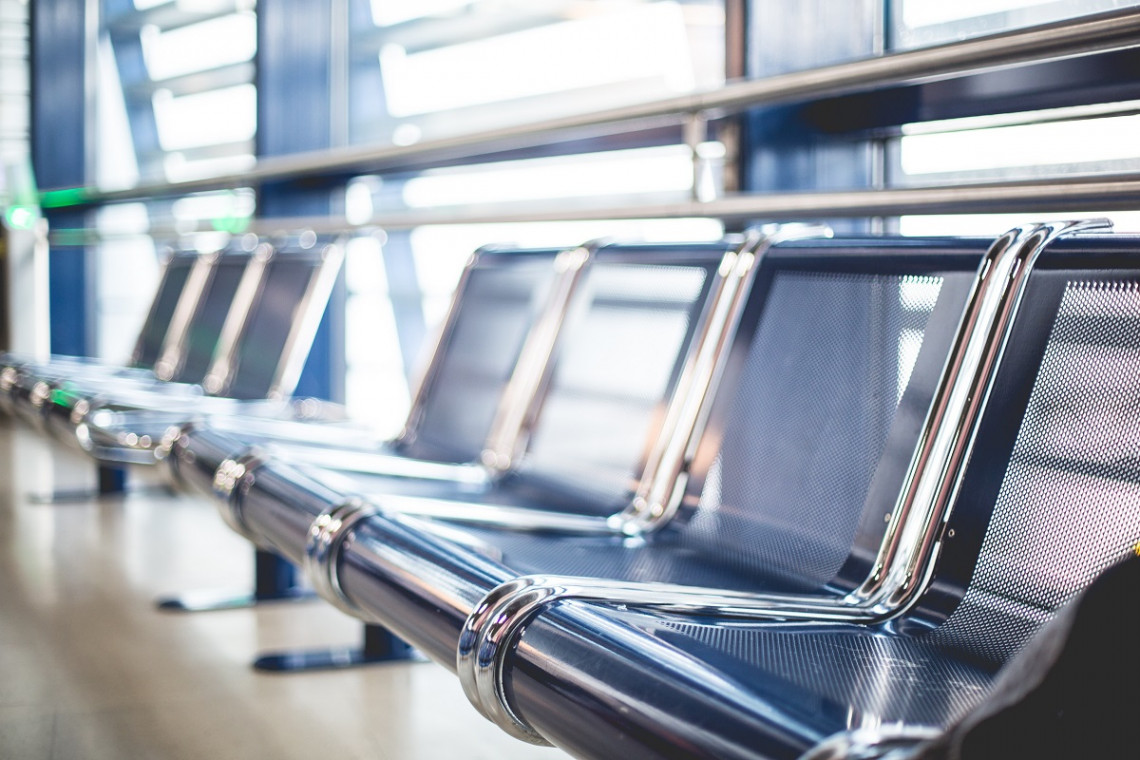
[127,248,200,370]
[905,233,1140,666]
[504,241,736,513]
[671,237,990,592]
[203,236,343,400]
[153,242,255,384]
[394,246,565,464]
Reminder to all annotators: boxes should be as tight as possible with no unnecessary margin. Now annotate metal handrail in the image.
[46,172,1140,244]
[40,6,1140,208]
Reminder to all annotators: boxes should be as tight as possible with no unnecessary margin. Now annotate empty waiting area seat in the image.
[169,223,1140,758]
[170,236,750,535]
[30,235,344,464]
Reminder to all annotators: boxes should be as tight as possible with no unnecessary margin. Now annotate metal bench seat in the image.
[35,236,344,461]
[456,223,1140,759]
[173,238,748,526]
[96,243,571,471]
[166,230,1005,702]
[0,244,204,421]
[2,240,258,431]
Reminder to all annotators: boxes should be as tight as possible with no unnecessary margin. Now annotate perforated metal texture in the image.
[225,255,322,400]
[634,615,994,727]
[461,525,800,591]
[174,256,248,384]
[680,272,943,587]
[930,280,1140,664]
[132,256,195,369]
[404,258,556,463]
[519,262,711,510]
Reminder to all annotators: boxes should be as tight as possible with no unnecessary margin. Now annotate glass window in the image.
[890,102,1140,235]
[92,0,258,360]
[0,0,29,165]
[891,0,1140,50]
[153,84,256,152]
[140,12,256,80]
[349,0,724,145]
[892,104,1140,184]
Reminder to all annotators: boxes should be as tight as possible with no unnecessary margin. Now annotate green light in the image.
[211,213,251,234]
[50,388,80,407]
[39,188,88,209]
[4,205,37,230]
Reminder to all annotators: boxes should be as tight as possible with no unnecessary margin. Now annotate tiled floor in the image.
[0,417,559,759]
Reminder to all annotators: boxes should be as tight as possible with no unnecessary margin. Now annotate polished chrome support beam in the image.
[41,7,1140,207]
[211,448,269,547]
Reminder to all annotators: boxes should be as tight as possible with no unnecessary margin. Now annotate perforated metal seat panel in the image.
[131,251,198,370]
[489,235,1140,760]
[506,601,995,760]
[510,247,723,511]
[399,251,560,464]
[679,270,945,587]
[174,254,248,384]
[920,252,1140,665]
[223,251,330,400]
[455,525,817,591]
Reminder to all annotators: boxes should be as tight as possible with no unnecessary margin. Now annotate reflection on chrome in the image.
[798,726,941,760]
[304,499,381,620]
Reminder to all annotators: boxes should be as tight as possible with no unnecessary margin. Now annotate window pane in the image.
[896,108,1140,182]
[152,84,256,151]
[350,0,724,144]
[892,0,1140,50]
[141,12,256,81]
[892,102,1140,234]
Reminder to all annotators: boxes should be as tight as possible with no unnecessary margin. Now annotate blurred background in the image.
[4,0,1140,433]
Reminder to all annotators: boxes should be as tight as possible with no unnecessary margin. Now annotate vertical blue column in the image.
[742,0,881,233]
[246,0,339,606]
[257,0,343,402]
[31,0,92,356]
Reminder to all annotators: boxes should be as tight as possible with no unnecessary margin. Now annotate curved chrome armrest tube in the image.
[172,429,519,666]
[166,423,251,497]
[799,727,941,760]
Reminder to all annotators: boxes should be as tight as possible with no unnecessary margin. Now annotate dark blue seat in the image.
[50,235,346,463]
[468,223,1140,758]
[173,237,743,526]
[165,229,1000,727]
[0,243,203,421]
[162,242,572,489]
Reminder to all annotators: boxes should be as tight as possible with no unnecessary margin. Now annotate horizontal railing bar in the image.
[46,172,1140,245]
[123,60,255,100]
[40,7,1140,209]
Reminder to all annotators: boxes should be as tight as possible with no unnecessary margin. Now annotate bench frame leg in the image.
[31,464,176,503]
[253,623,421,673]
[156,549,315,612]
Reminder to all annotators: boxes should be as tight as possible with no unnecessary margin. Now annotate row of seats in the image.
[0,231,347,467]
[4,221,1139,758]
